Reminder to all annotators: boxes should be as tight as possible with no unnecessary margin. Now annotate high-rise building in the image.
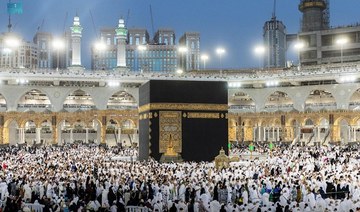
[179,32,200,71]
[263,14,286,68]
[263,15,287,68]
[262,0,287,68]
[33,32,53,69]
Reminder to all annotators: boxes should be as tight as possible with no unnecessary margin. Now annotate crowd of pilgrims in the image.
[0,143,360,212]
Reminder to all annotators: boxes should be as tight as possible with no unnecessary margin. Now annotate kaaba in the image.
[138,80,228,162]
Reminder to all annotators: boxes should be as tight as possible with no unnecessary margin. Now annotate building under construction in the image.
[299,0,329,32]
[298,0,360,65]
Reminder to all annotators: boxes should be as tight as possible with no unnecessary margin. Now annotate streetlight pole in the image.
[216,48,225,75]
[94,41,107,70]
[294,41,305,71]
[200,54,209,70]
[178,46,188,71]
[137,45,147,73]
[336,37,348,69]
[56,50,60,71]
[52,38,65,71]
[254,45,265,70]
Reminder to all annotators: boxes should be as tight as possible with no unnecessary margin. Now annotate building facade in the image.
[33,32,53,69]
[91,27,117,70]
[299,25,360,66]
[91,27,195,72]
[127,28,177,72]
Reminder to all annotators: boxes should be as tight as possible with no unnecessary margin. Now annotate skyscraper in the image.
[179,32,200,71]
[263,13,286,68]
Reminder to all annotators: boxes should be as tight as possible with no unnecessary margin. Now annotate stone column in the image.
[70,128,73,143]
[263,127,266,142]
[0,127,3,144]
[253,127,256,142]
[36,128,41,144]
[101,126,106,144]
[85,128,89,143]
[317,127,321,143]
[19,128,25,144]
[258,126,261,142]
[352,127,356,142]
[52,126,58,145]
[272,127,275,141]
[118,127,122,145]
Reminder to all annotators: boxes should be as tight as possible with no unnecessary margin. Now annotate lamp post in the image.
[137,45,147,73]
[52,38,65,71]
[336,37,348,68]
[254,45,265,69]
[216,48,225,75]
[200,54,209,70]
[294,41,305,71]
[178,46,188,71]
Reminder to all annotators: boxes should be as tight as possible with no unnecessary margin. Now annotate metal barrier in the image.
[126,206,149,212]
[23,203,45,212]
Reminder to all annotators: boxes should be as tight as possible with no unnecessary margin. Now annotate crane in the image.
[149,5,155,40]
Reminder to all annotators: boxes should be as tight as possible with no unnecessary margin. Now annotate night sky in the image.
[0,0,359,69]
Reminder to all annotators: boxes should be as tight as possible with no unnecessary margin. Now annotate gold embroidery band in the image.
[139,103,228,113]
[187,112,220,119]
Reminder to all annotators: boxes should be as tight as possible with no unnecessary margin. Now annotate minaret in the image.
[70,15,83,67]
[115,18,127,69]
